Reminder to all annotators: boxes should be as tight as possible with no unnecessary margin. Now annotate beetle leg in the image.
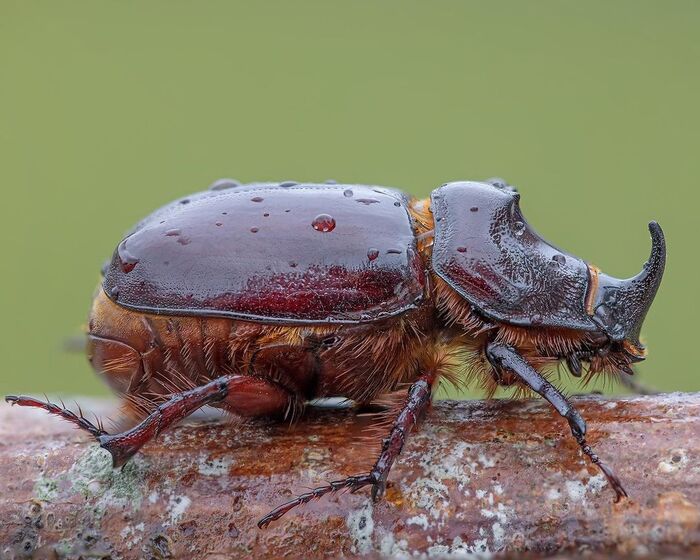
[6,375,292,468]
[258,371,437,529]
[485,341,627,502]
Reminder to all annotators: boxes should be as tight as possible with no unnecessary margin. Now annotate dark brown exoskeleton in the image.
[6,178,665,528]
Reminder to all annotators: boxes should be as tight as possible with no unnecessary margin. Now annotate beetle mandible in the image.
[6,178,666,527]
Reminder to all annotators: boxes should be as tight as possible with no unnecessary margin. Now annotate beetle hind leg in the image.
[7,375,293,469]
[258,370,437,528]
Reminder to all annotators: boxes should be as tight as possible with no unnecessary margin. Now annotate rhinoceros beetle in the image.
[6,178,665,528]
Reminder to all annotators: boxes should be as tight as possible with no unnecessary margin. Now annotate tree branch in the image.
[1,393,699,559]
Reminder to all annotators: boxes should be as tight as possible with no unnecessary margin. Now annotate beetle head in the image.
[589,221,666,360]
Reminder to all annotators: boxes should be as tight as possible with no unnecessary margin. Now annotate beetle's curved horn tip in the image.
[648,220,663,237]
[645,221,666,264]
[5,395,18,405]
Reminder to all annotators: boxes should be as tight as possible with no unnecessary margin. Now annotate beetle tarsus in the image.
[3,395,107,439]
[257,473,377,529]
[576,435,628,502]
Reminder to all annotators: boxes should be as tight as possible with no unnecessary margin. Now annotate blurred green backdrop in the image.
[1,1,698,397]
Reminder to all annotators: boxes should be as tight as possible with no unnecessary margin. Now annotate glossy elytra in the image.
[6,178,665,528]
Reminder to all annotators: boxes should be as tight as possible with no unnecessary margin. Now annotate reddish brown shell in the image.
[431,181,597,330]
[102,183,425,324]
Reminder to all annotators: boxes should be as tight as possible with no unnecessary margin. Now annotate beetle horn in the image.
[592,222,666,346]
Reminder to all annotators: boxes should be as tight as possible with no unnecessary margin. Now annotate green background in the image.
[1,1,698,397]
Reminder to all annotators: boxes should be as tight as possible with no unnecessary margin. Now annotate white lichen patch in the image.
[546,487,562,501]
[346,499,375,555]
[197,454,233,476]
[119,522,145,550]
[658,449,688,474]
[477,454,495,468]
[565,480,586,502]
[401,435,478,528]
[479,502,514,550]
[564,473,606,504]
[427,535,493,558]
[409,477,450,522]
[378,531,410,559]
[406,513,430,530]
[167,494,191,525]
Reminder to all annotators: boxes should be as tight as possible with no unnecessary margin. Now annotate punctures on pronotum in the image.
[6,178,666,528]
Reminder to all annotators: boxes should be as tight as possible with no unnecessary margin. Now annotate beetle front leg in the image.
[258,371,437,528]
[485,341,627,502]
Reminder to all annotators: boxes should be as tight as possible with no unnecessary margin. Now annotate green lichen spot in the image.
[68,445,148,509]
[34,477,58,502]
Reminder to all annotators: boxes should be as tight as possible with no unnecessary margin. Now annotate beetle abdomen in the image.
[87,290,430,413]
[103,183,425,324]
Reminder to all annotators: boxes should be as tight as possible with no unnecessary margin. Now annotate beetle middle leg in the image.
[485,341,627,502]
[258,370,437,528]
[5,374,293,468]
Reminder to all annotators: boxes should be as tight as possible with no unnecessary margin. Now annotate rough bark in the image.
[1,393,699,559]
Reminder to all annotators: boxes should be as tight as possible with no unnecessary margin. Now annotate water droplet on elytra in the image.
[552,254,566,265]
[121,261,138,273]
[470,207,479,212]
[457,246,467,253]
[280,181,298,188]
[263,213,270,217]
[343,189,353,198]
[215,222,223,226]
[387,248,402,255]
[250,227,259,233]
[180,199,190,205]
[289,261,298,268]
[356,198,380,205]
[209,178,240,191]
[312,214,336,232]
[250,196,264,203]
[118,244,139,272]
[367,248,379,261]
[165,229,181,237]
[393,201,401,207]
[514,221,525,237]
